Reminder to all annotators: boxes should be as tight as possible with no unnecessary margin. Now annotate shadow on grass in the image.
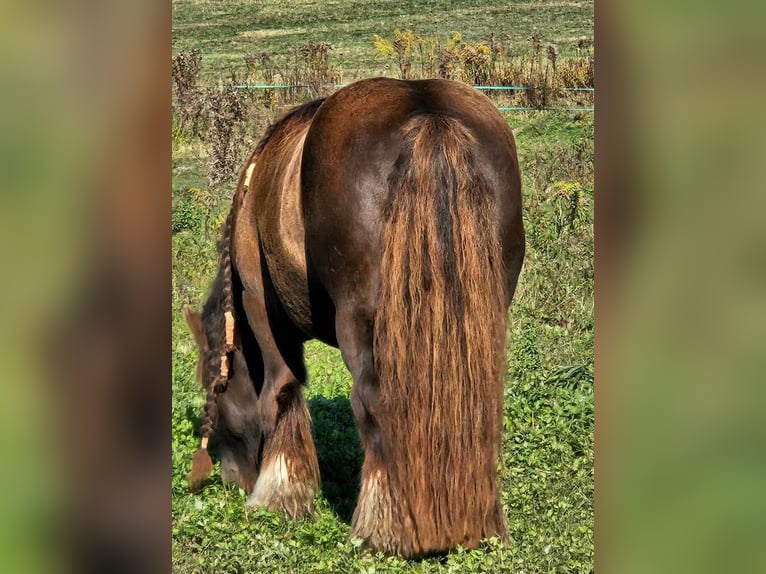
[309,395,363,523]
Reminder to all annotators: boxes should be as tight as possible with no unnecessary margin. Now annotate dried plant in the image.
[171,32,595,178]
[436,34,461,79]
[461,43,492,84]
[374,29,421,79]
[370,29,593,108]
[244,51,280,107]
[172,49,205,136]
[291,41,340,98]
[204,82,247,187]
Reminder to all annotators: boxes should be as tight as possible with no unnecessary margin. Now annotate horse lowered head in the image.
[183,298,264,493]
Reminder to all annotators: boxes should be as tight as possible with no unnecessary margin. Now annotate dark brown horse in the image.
[183,77,525,558]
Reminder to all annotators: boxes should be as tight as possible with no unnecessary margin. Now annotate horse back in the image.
[301,77,524,309]
[300,78,524,554]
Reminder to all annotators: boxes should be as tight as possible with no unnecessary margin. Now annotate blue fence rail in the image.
[232,84,594,91]
[230,83,595,112]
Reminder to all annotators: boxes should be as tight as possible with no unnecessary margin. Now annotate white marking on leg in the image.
[351,470,411,555]
[246,453,316,517]
[247,454,290,507]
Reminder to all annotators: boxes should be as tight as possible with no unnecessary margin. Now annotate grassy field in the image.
[173,1,593,572]
[172,0,594,81]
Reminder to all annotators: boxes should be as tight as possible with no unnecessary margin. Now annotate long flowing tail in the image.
[374,113,508,555]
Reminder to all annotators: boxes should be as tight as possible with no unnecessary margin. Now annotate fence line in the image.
[232,83,594,92]
[474,85,594,92]
[228,83,595,112]
[498,106,594,112]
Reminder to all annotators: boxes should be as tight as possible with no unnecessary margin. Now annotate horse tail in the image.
[373,113,508,554]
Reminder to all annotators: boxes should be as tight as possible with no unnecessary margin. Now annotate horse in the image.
[182,77,525,558]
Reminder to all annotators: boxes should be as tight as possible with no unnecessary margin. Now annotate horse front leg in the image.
[241,290,320,518]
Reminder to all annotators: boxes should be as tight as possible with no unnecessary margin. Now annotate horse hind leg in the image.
[240,290,320,518]
[335,305,417,557]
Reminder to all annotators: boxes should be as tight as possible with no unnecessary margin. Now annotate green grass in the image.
[172,0,594,81]
[172,110,593,573]
[172,2,593,572]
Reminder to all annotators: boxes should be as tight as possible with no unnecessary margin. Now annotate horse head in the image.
[184,304,264,493]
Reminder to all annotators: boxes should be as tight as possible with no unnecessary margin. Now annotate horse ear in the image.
[183,305,208,351]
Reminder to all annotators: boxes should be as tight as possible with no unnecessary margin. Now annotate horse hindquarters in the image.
[329,113,513,557]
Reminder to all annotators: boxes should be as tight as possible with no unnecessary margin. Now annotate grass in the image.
[172,109,593,573]
[172,1,593,572]
[172,0,594,82]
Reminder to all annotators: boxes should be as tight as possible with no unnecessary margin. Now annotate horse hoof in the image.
[246,454,317,519]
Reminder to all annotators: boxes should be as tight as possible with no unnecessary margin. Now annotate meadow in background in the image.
[172,1,593,571]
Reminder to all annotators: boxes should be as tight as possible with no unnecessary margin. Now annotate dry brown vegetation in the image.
[172,30,593,187]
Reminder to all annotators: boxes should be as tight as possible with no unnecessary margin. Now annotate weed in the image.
[369,29,594,109]
[244,51,280,107]
[204,82,248,187]
[172,193,202,235]
[172,49,205,137]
